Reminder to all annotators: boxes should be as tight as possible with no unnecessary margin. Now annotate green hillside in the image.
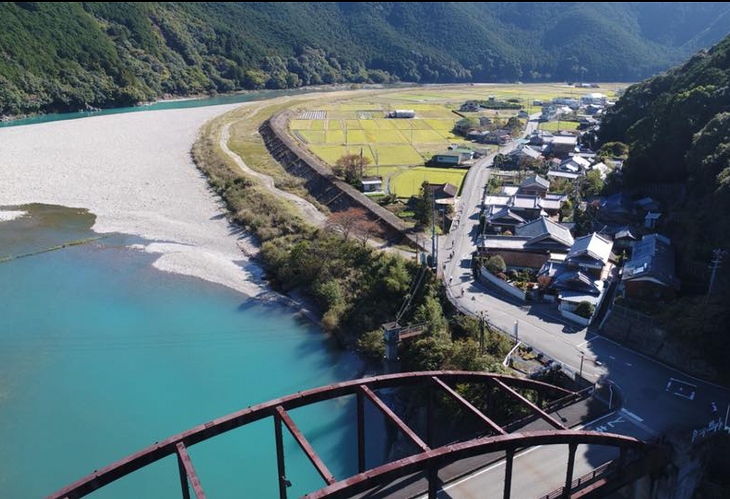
[1,2,729,117]
[598,32,730,376]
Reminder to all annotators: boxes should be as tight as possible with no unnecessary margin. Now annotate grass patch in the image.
[411,129,451,143]
[310,145,350,164]
[324,129,345,145]
[363,165,402,178]
[360,119,380,130]
[390,167,467,198]
[346,129,369,144]
[297,130,326,143]
[538,121,580,131]
[344,119,362,129]
[390,120,417,130]
[289,119,310,130]
[370,144,424,165]
[423,119,458,131]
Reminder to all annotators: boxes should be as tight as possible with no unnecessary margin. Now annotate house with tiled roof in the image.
[518,175,550,198]
[485,206,527,234]
[505,145,542,168]
[537,232,615,322]
[479,217,574,270]
[621,233,679,302]
[547,135,578,158]
[564,233,614,279]
[558,156,591,173]
[515,217,575,252]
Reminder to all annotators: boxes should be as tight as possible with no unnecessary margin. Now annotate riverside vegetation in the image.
[191,93,513,373]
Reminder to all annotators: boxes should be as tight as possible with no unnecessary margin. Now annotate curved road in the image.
[437,116,730,497]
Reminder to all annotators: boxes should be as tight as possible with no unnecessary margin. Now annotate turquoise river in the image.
[0,90,388,498]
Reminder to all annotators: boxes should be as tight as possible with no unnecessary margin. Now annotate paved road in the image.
[424,410,655,499]
[435,116,730,496]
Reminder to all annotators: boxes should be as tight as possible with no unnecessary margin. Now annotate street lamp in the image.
[513,320,519,343]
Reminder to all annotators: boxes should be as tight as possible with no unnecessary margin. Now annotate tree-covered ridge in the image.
[598,32,730,378]
[1,2,730,117]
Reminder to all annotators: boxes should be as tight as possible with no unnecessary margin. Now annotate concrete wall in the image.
[479,267,526,301]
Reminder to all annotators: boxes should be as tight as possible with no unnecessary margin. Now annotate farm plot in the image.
[390,167,468,198]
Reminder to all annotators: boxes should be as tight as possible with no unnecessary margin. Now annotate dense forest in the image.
[598,32,730,378]
[1,2,730,117]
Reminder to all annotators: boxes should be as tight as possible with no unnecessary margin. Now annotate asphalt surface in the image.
[432,117,730,496]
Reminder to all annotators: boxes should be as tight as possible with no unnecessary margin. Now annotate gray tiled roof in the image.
[515,217,574,249]
[488,207,526,224]
[520,175,550,190]
[623,233,678,288]
[566,233,613,265]
[552,268,602,295]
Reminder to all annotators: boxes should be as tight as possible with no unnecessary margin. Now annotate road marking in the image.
[620,408,643,422]
[620,408,658,437]
[665,378,696,400]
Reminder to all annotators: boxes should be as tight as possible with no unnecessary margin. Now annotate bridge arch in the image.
[47,371,666,499]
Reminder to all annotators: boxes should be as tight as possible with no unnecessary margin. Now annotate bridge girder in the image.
[46,371,662,499]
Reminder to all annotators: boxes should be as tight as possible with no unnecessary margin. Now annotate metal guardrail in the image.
[540,460,617,499]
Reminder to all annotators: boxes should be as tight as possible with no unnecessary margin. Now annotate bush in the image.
[357,330,385,362]
[485,255,506,274]
[575,301,595,319]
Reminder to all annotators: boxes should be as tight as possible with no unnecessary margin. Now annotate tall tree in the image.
[413,181,433,228]
[334,152,371,185]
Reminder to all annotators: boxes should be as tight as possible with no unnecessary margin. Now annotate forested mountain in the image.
[598,31,730,374]
[1,2,730,117]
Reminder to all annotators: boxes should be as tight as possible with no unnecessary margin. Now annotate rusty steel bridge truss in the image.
[47,371,668,499]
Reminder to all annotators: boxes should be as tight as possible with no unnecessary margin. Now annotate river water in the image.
[0,90,384,498]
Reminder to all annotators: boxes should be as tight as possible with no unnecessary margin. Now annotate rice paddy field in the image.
[538,121,580,132]
[287,83,627,198]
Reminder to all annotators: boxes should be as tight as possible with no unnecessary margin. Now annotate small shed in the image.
[388,109,416,119]
[360,176,384,193]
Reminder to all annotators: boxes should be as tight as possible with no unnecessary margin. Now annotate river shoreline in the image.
[0,104,268,297]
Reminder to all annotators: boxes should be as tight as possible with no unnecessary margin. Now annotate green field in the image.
[538,121,580,132]
[288,83,628,198]
[390,167,468,198]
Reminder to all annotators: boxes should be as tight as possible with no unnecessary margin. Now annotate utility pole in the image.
[479,312,485,353]
[431,191,438,269]
[707,248,727,303]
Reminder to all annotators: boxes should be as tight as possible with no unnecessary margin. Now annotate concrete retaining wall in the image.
[479,267,526,301]
[261,110,425,250]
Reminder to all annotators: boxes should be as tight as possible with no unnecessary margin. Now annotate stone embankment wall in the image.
[261,110,424,250]
[601,305,715,379]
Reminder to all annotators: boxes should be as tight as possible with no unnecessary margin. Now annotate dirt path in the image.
[217,96,416,260]
[219,118,327,227]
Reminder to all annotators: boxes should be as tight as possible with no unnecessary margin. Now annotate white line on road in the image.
[620,408,644,422]
[620,408,658,436]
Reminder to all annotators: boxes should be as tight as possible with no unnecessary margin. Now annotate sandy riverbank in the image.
[0,104,267,296]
